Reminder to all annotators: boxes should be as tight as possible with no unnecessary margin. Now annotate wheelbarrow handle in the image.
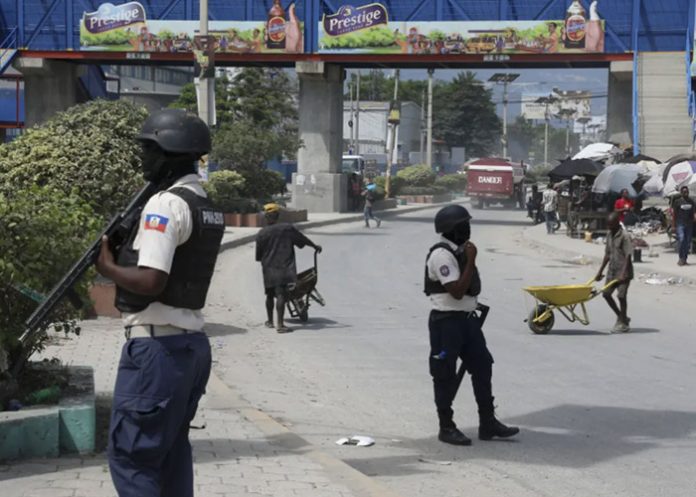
[600,279,620,293]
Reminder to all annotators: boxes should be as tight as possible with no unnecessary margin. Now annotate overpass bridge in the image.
[1,0,694,211]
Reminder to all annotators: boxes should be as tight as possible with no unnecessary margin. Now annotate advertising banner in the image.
[319,2,605,55]
[521,89,592,120]
[80,1,304,53]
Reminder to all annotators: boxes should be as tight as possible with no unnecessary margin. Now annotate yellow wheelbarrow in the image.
[523,278,618,334]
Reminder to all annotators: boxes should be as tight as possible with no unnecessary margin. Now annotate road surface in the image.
[203,204,696,497]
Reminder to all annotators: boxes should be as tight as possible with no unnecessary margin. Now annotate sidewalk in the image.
[219,202,449,252]
[522,223,696,285]
[0,201,452,497]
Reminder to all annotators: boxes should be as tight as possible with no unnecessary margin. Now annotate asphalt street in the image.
[203,204,696,497]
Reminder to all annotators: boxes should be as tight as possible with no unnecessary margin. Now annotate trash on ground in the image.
[418,457,453,465]
[567,255,592,265]
[336,435,375,447]
[644,276,683,286]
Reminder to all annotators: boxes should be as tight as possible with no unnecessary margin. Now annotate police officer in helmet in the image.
[425,204,519,445]
[96,109,225,496]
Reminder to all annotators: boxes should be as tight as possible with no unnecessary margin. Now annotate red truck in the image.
[465,157,527,209]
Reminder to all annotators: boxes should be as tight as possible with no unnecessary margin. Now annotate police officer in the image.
[425,204,519,445]
[96,109,225,496]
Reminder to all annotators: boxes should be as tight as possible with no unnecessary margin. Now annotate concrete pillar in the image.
[292,62,347,213]
[606,60,633,147]
[13,58,83,127]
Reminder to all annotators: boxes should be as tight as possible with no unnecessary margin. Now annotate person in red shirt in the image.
[614,189,635,223]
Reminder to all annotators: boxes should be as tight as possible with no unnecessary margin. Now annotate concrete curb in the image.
[0,366,95,460]
[204,372,404,497]
[219,203,443,253]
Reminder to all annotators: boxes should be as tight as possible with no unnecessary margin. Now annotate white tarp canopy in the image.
[663,160,696,196]
[573,143,622,162]
[591,164,644,196]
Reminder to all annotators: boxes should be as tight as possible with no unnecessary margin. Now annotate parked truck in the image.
[465,157,526,209]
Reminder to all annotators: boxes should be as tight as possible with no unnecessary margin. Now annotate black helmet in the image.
[434,204,472,233]
[136,109,211,156]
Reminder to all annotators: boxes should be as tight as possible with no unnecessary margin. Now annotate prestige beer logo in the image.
[83,2,146,34]
[323,3,388,37]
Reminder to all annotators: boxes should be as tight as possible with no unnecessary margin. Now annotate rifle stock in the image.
[18,181,159,346]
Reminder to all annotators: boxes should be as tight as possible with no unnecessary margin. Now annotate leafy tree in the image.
[433,71,502,157]
[0,99,148,220]
[0,187,101,379]
[347,70,500,157]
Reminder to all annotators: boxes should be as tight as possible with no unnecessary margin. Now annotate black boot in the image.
[438,427,472,446]
[478,416,519,441]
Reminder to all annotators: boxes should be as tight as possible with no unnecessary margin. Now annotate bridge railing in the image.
[0,27,19,76]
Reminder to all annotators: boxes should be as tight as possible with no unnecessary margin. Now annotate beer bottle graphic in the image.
[564,0,586,49]
[266,0,287,50]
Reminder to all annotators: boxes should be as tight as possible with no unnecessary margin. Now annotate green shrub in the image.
[0,100,148,220]
[0,187,101,371]
[399,185,448,196]
[373,175,405,197]
[243,169,286,201]
[435,174,468,192]
[397,165,436,187]
[203,170,246,212]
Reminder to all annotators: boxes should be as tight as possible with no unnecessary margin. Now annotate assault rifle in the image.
[17,181,159,351]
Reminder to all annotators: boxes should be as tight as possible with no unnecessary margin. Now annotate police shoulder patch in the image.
[439,265,451,277]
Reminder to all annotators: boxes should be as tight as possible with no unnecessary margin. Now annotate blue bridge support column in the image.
[13,58,83,127]
[291,62,347,213]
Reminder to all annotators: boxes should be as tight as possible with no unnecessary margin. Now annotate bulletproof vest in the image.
[424,242,481,297]
[115,186,225,313]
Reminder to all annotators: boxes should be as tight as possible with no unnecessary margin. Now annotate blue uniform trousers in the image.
[428,311,494,429]
[108,332,212,497]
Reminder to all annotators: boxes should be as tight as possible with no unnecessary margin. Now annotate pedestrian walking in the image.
[424,204,519,446]
[526,184,542,222]
[256,203,322,333]
[95,109,225,497]
[542,183,558,234]
[362,178,382,228]
[595,212,633,333]
[671,186,696,266]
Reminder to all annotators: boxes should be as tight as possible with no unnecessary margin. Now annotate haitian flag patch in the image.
[144,214,169,233]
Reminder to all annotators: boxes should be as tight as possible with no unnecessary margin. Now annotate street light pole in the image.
[489,73,519,159]
[355,71,361,156]
[385,69,400,197]
[426,68,434,169]
[198,0,209,125]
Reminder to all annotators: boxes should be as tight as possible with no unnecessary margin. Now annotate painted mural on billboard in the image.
[80,1,304,53]
[319,1,605,55]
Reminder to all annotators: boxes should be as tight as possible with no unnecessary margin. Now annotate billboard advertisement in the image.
[80,1,304,53]
[318,2,605,55]
[521,89,592,120]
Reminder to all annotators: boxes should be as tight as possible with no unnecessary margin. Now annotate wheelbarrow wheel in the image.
[528,305,554,334]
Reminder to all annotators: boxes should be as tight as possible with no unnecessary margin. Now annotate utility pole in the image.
[488,73,519,159]
[426,68,434,169]
[419,88,426,163]
[348,79,355,153]
[385,69,400,197]
[197,0,212,126]
[355,71,361,156]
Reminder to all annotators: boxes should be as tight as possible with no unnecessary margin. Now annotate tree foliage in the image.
[433,72,501,157]
[0,99,148,220]
[348,70,501,157]
[0,187,101,371]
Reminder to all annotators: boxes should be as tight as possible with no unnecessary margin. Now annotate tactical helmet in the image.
[434,204,472,233]
[136,109,211,156]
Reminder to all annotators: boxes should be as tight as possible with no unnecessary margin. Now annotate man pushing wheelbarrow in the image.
[594,212,633,333]
[524,213,631,334]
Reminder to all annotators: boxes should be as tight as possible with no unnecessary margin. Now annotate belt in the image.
[125,324,192,340]
[431,309,478,319]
